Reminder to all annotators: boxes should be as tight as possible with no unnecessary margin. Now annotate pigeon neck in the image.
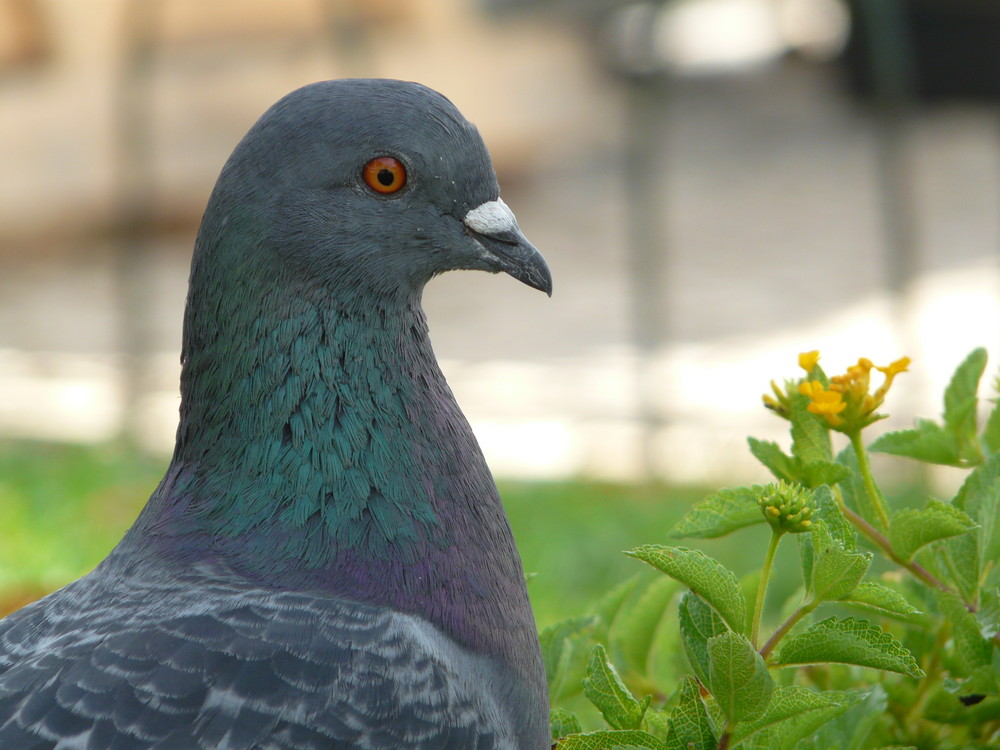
[130,277,539,669]
[167,281,450,560]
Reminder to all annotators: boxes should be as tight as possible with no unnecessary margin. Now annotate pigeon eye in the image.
[363,156,407,194]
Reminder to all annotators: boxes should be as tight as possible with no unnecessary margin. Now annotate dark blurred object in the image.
[843,0,1000,100]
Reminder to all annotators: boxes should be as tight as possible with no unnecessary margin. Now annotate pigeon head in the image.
[172,79,552,565]
[194,78,551,301]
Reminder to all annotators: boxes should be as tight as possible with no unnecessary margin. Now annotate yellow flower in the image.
[799,354,909,432]
[798,350,821,373]
[762,380,792,418]
[799,380,847,426]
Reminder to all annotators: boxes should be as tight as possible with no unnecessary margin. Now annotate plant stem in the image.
[751,530,782,648]
[838,500,955,596]
[848,428,890,529]
[759,599,817,660]
[716,722,731,750]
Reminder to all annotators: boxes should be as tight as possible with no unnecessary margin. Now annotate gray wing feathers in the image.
[0,575,516,749]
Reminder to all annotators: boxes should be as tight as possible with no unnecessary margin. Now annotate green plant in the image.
[545,348,1000,749]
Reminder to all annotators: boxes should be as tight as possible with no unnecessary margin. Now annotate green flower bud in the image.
[757,481,814,534]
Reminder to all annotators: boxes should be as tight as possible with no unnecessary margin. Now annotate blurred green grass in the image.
[0,440,780,627]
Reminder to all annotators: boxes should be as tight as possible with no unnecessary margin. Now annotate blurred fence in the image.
[2,0,999,484]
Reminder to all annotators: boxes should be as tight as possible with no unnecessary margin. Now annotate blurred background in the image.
[1,0,999,621]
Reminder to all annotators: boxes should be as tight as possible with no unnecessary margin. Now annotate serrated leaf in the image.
[800,460,852,489]
[627,545,746,634]
[870,420,963,466]
[551,708,583,740]
[613,576,677,678]
[731,686,860,750]
[678,592,728,688]
[808,520,872,602]
[773,616,924,677]
[791,395,833,465]
[935,590,991,674]
[707,631,774,723]
[800,486,858,590]
[669,486,764,539]
[583,644,651,730]
[557,730,665,750]
[954,451,1000,574]
[541,615,596,700]
[812,484,856,549]
[840,581,922,620]
[943,348,987,453]
[747,438,799,483]
[888,499,977,562]
[665,677,715,750]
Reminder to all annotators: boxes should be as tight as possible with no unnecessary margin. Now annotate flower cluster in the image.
[800,356,910,431]
[757,481,814,534]
[763,351,910,433]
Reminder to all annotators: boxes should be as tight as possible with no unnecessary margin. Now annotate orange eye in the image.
[363,156,407,194]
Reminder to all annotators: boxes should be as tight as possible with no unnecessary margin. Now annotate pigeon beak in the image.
[463,198,553,296]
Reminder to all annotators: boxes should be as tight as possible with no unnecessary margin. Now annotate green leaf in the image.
[924,686,1000,725]
[800,460,852,489]
[794,685,887,750]
[811,484,855,550]
[954,451,1000,575]
[840,581,922,620]
[870,419,963,467]
[834,442,892,528]
[807,520,872,602]
[613,576,677,678]
[977,587,1000,640]
[593,577,641,644]
[791,395,833,465]
[983,398,1000,454]
[540,615,596,700]
[551,708,583,740]
[946,663,1000,697]
[706,631,774,723]
[773,616,924,678]
[731,686,860,750]
[747,438,798,483]
[873,349,988,467]
[888,499,977,562]
[583,644,651,730]
[642,709,671,742]
[937,532,981,605]
[665,677,715,750]
[935,591,991,674]
[627,545,747,634]
[668,486,764,539]
[678,592,728,688]
[556,730,665,750]
[943,347,987,455]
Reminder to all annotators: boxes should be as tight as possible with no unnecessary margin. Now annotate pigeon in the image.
[0,79,552,749]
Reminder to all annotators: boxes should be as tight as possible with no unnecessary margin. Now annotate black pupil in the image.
[377,169,395,186]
